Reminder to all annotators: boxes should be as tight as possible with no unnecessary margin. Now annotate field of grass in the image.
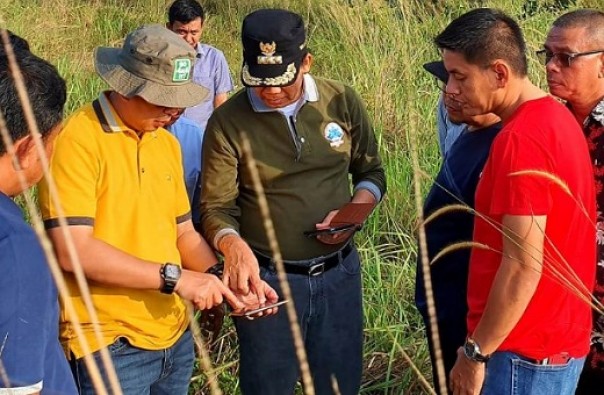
[1,0,599,393]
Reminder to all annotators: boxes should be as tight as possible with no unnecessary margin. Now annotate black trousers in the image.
[422,314,467,395]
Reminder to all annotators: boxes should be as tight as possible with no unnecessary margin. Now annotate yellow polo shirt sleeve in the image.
[39,109,99,226]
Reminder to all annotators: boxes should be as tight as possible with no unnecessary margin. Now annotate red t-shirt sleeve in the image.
[487,130,554,216]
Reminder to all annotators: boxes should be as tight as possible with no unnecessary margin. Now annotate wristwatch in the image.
[463,337,490,363]
[160,263,181,294]
[206,262,224,278]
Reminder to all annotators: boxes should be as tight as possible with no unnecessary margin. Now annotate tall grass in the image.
[0,0,593,393]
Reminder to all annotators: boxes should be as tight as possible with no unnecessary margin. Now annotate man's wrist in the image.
[463,337,491,363]
[213,228,240,251]
[159,263,182,294]
[217,232,241,252]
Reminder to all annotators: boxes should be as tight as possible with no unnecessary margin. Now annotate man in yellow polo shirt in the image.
[38,24,277,394]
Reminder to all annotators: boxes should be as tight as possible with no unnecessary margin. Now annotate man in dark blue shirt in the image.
[0,40,76,394]
[415,60,501,392]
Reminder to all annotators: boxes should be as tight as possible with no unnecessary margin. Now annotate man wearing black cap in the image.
[415,60,501,393]
[427,60,466,157]
[201,8,386,395]
[424,62,468,158]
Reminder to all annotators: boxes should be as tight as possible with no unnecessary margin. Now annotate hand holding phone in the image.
[305,202,373,244]
[230,299,289,319]
[303,223,360,238]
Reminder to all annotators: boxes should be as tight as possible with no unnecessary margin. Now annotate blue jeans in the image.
[234,246,363,395]
[481,351,585,395]
[70,329,194,395]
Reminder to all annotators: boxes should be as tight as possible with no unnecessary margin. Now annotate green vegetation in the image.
[1,0,597,393]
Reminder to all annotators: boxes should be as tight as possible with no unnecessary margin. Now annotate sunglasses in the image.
[536,49,604,68]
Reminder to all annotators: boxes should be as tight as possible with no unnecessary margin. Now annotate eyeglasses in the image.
[160,106,185,116]
[434,78,459,97]
[434,78,447,93]
[536,49,604,67]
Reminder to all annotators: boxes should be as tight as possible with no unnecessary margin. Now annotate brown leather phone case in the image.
[329,202,374,226]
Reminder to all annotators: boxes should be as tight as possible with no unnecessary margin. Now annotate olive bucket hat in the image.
[94,24,208,108]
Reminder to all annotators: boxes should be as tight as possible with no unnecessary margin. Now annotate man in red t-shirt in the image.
[435,8,596,395]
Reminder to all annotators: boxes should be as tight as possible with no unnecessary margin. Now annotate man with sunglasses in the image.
[200,9,386,394]
[542,9,604,393]
[415,60,501,393]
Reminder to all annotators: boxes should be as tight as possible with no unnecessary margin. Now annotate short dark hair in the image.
[435,8,528,77]
[1,30,31,53]
[552,9,604,47]
[0,51,67,155]
[168,0,205,25]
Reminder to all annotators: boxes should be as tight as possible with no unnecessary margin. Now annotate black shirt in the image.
[415,123,502,322]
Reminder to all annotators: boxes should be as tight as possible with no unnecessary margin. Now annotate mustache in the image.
[444,97,463,110]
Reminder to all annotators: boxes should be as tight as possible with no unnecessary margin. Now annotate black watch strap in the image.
[206,262,224,278]
[160,263,181,294]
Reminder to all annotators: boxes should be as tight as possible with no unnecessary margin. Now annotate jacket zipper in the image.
[288,115,302,162]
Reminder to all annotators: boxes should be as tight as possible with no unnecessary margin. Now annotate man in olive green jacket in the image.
[201,9,386,395]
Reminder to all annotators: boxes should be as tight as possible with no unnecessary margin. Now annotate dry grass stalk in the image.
[428,198,600,316]
[516,171,603,311]
[543,249,593,302]
[0,336,10,390]
[430,241,494,266]
[422,204,475,227]
[508,170,592,226]
[330,375,342,395]
[508,170,571,195]
[0,365,9,394]
[434,207,598,308]
[507,248,598,312]
[240,132,315,394]
[424,169,604,311]
[408,106,445,393]
[432,235,599,314]
[186,303,222,395]
[392,340,437,395]
[504,171,599,311]
[422,166,600,390]
[533,223,603,315]
[0,28,117,395]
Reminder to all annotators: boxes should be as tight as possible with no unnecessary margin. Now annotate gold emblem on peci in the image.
[257,41,282,65]
[259,41,277,56]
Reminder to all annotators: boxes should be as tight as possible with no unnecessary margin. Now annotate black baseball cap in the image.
[423,60,448,83]
[241,9,307,87]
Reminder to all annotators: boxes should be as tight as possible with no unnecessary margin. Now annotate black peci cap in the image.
[241,9,307,87]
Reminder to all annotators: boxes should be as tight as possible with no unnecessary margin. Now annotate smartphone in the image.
[230,299,289,317]
[303,223,360,238]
